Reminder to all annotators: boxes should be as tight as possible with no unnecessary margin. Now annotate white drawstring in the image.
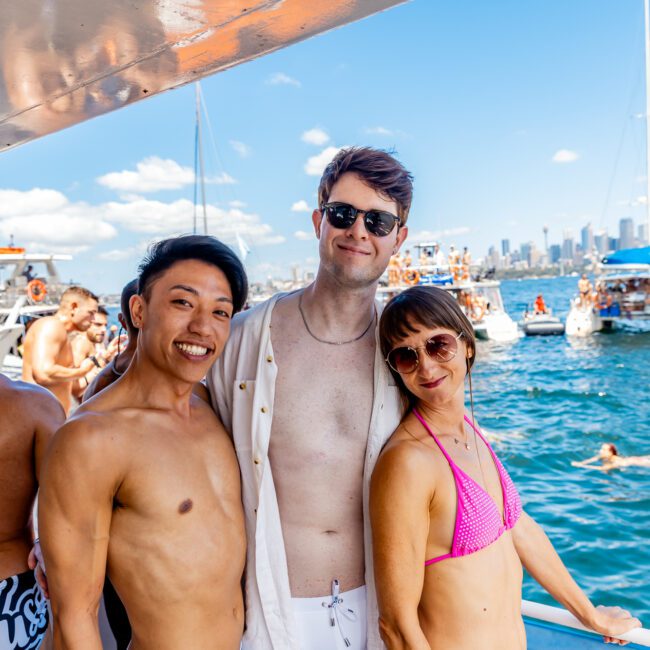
[322,579,357,648]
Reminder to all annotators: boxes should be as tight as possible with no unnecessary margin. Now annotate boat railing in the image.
[522,600,650,646]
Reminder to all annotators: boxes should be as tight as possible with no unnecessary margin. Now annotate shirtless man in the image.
[22,285,99,413]
[578,274,593,308]
[209,147,411,649]
[572,443,650,471]
[0,373,64,649]
[39,235,248,650]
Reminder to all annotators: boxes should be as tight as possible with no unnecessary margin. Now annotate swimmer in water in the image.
[572,443,650,471]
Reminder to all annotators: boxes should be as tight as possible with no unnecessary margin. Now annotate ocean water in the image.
[472,275,650,623]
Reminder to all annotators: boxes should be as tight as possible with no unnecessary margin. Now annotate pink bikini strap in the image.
[413,409,457,468]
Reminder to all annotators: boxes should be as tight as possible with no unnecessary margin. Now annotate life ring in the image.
[402,269,420,285]
[27,279,47,303]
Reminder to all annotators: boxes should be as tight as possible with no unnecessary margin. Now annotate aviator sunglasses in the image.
[386,332,464,374]
[321,202,401,237]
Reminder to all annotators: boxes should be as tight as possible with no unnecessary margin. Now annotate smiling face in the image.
[391,322,471,409]
[313,172,408,288]
[130,259,233,385]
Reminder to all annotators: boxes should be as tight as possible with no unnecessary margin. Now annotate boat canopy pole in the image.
[195,82,208,235]
[522,600,650,646]
[643,0,650,244]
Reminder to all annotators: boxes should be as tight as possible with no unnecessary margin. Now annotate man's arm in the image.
[31,321,95,385]
[32,387,66,482]
[370,445,432,650]
[512,511,641,642]
[39,417,121,649]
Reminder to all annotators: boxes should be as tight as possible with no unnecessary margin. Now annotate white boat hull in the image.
[565,304,602,336]
[473,312,521,342]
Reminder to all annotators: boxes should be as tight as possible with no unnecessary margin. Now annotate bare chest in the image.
[269,316,375,470]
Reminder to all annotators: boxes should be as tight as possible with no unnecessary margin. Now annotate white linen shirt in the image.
[207,292,402,650]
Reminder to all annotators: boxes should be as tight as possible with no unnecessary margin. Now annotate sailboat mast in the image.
[643,0,650,244]
[195,82,208,234]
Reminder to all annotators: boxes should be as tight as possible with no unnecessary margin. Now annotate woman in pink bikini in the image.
[370,286,640,649]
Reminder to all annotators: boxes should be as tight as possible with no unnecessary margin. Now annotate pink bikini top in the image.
[412,409,522,565]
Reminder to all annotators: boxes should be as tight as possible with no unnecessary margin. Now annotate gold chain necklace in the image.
[298,293,376,345]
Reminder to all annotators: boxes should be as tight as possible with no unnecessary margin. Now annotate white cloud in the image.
[97,157,195,192]
[552,149,579,164]
[266,72,301,87]
[301,128,330,146]
[291,200,311,212]
[305,146,343,176]
[617,196,647,207]
[207,172,237,185]
[406,227,471,245]
[364,126,394,136]
[230,140,251,158]
[100,198,284,246]
[0,189,117,254]
[0,188,283,256]
[229,199,247,208]
[294,230,313,240]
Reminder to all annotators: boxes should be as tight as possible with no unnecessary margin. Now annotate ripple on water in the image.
[470,277,650,621]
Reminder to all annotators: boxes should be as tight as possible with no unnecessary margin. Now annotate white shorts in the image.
[292,584,367,650]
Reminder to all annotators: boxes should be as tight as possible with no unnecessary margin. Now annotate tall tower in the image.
[543,225,549,253]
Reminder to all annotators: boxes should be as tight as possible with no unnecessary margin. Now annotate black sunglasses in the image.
[386,332,464,374]
[321,202,401,238]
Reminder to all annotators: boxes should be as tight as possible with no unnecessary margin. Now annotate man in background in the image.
[22,286,98,414]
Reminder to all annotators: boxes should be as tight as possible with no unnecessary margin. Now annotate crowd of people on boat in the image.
[1,148,643,650]
[577,273,650,316]
[387,243,473,287]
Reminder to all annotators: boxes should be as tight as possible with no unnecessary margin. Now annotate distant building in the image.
[619,217,635,249]
[561,230,575,261]
[581,223,594,254]
[638,223,649,245]
[501,238,510,256]
[608,236,619,251]
[520,241,533,267]
[549,244,561,264]
[594,230,609,255]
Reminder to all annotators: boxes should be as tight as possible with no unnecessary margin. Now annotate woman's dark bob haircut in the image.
[379,285,476,411]
[138,235,248,314]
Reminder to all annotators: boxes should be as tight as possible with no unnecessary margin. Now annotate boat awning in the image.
[602,246,650,266]
[0,0,406,151]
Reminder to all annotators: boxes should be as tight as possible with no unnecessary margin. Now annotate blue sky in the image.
[1,0,649,293]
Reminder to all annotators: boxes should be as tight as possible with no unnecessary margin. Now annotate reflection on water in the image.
[471,276,650,621]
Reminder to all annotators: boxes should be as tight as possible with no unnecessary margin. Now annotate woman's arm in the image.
[512,511,641,642]
[370,443,432,650]
[570,455,600,467]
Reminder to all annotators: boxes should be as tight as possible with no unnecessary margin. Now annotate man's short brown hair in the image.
[318,146,414,224]
[60,286,99,308]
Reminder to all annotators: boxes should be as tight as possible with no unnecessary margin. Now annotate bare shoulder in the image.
[373,424,435,486]
[28,315,65,338]
[0,375,65,421]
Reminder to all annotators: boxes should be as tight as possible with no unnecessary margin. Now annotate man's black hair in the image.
[97,305,109,317]
[120,279,139,335]
[137,235,248,314]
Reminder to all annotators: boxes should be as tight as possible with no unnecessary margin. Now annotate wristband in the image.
[89,355,101,368]
[83,376,89,387]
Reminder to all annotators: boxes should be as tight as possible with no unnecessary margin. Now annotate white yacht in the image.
[566,247,650,336]
[377,243,520,342]
[0,249,72,365]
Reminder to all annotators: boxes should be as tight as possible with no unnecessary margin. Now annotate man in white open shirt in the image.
[208,147,413,650]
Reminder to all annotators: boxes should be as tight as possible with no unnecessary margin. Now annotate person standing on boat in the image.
[21,286,99,414]
[39,236,248,650]
[371,286,641,649]
[432,242,446,271]
[208,146,411,650]
[578,273,593,308]
[0,373,64,649]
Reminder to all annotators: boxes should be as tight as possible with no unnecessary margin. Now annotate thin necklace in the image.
[298,293,376,345]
